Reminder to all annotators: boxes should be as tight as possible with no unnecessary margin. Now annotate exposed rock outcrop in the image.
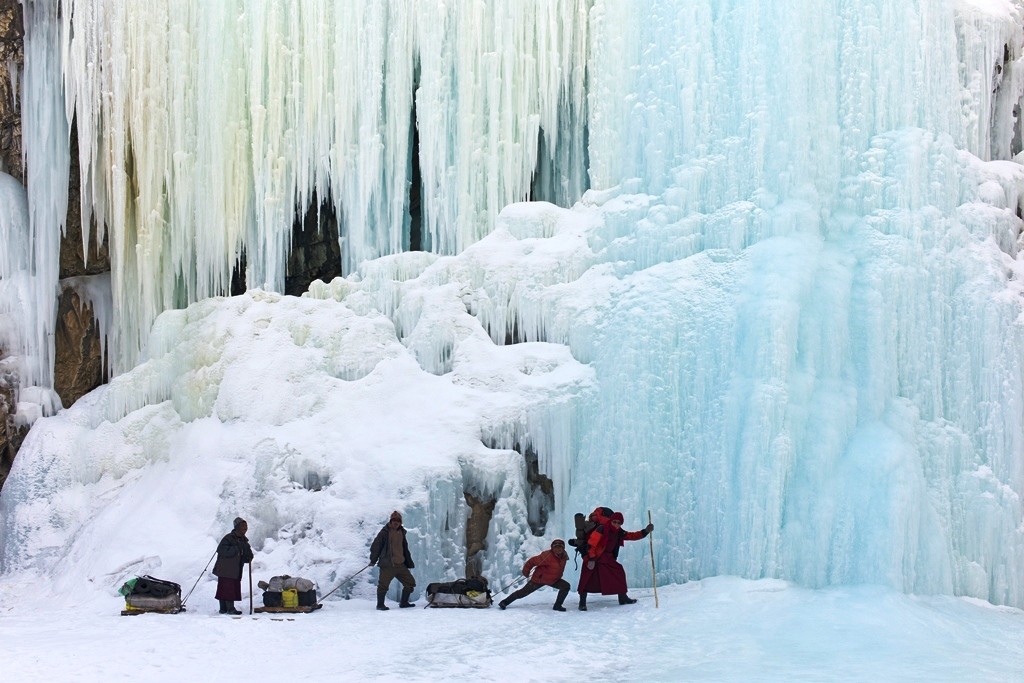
[0,0,23,183]
[285,195,342,296]
[60,122,110,279]
[0,0,24,492]
[0,360,28,492]
[54,283,105,408]
[54,121,109,411]
[464,491,496,578]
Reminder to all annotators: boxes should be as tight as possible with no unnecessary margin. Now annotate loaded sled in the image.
[255,575,322,613]
[119,575,184,616]
[424,576,492,608]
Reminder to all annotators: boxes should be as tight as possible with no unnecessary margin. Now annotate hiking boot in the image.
[218,600,228,614]
[552,605,566,612]
[498,600,509,610]
[376,604,390,611]
[226,604,242,615]
[578,594,587,611]
[376,592,389,611]
[618,593,637,605]
[399,588,416,608]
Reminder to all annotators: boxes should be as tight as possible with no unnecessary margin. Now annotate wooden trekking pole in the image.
[320,563,372,601]
[248,563,253,615]
[648,510,659,608]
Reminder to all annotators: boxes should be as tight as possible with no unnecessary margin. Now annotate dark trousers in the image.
[377,565,416,596]
[504,579,570,607]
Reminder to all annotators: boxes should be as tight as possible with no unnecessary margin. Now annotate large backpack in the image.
[424,576,492,608]
[568,506,613,567]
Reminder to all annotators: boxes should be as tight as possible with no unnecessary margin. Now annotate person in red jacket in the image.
[577,511,653,611]
[498,539,571,611]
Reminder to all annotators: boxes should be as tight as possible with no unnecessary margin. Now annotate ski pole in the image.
[648,510,658,609]
[248,563,253,615]
[180,549,217,608]
[320,563,373,601]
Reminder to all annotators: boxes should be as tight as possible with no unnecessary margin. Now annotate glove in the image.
[645,523,654,533]
[587,560,595,570]
[368,559,376,567]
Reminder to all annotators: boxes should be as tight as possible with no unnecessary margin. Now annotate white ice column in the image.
[17,0,69,391]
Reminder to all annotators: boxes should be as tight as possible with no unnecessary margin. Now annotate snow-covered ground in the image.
[4,5,1024,681]
[1,577,1021,682]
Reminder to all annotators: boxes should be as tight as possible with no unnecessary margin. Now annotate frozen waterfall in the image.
[1,0,1023,608]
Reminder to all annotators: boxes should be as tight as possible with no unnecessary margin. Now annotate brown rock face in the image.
[464,491,496,578]
[61,122,110,279]
[0,0,22,184]
[285,195,342,296]
[233,194,342,297]
[54,119,110,412]
[54,283,105,408]
[0,361,28,492]
[0,0,24,492]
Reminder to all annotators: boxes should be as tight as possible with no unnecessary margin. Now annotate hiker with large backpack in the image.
[575,509,653,611]
[213,517,254,615]
[369,511,416,611]
[498,539,571,611]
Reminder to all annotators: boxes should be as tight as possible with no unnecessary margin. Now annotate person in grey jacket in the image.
[213,517,254,615]
[369,511,416,611]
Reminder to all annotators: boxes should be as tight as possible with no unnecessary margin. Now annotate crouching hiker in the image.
[499,539,570,612]
[213,517,254,615]
[370,511,416,611]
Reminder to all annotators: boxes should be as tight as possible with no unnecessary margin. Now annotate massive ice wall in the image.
[34,0,1024,379]
[56,0,590,372]
[5,0,1024,607]
[553,0,1024,605]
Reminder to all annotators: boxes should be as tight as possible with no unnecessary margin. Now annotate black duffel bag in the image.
[119,575,183,612]
[424,576,492,608]
[132,576,181,599]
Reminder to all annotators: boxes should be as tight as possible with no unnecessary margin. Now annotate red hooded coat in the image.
[576,511,645,595]
[523,548,568,586]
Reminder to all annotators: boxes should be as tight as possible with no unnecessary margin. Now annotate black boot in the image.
[554,584,569,612]
[618,593,637,605]
[226,602,242,615]
[218,600,228,614]
[578,594,587,611]
[399,587,416,608]
[498,598,510,610]
[376,591,389,611]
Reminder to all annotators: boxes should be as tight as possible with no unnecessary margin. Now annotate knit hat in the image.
[551,539,565,548]
[233,517,247,529]
[610,511,624,523]
[389,511,403,523]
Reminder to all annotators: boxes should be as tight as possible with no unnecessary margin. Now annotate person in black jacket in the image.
[369,511,416,611]
[213,517,254,615]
